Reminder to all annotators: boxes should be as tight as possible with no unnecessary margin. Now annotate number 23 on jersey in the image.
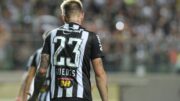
[53,36,82,68]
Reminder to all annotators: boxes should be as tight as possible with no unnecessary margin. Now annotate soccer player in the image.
[28,0,108,101]
[16,32,52,101]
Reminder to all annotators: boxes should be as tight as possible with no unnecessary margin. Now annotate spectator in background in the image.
[0,0,179,73]
[175,50,180,73]
[0,22,13,70]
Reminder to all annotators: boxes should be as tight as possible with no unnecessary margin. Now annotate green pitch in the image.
[0,82,119,101]
[0,82,20,101]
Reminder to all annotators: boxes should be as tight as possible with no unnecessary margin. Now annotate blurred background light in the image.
[115,21,124,31]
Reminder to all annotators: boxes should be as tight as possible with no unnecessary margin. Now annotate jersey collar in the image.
[64,22,82,30]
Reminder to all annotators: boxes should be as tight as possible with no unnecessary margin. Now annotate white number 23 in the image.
[53,36,82,68]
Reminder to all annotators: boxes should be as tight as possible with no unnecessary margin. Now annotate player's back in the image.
[42,22,103,101]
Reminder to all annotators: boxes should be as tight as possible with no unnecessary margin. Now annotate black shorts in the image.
[52,97,90,101]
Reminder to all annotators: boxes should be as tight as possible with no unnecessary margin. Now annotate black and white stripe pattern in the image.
[49,24,89,99]
[76,31,89,98]
[51,24,89,98]
[43,22,103,101]
[28,48,42,97]
[38,92,50,101]
[50,29,58,98]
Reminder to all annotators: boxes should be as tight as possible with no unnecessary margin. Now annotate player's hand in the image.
[15,96,22,101]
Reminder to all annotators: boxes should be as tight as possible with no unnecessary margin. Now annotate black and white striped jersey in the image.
[27,48,42,97]
[26,48,42,70]
[26,48,50,101]
[42,22,103,101]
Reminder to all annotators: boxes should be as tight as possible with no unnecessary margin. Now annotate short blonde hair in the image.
[60,0,83,15]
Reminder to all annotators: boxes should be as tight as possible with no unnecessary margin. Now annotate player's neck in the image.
[67,18,82,25]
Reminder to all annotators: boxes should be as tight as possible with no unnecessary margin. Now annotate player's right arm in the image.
[28,34,51,101]
[28,54,50,101]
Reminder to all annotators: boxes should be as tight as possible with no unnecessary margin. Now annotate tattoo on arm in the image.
[40,54,50,72]
[30,54,50,100]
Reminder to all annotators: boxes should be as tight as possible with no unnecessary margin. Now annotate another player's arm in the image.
[16,73,27,101]
[16,85,23,101]
[28,54,50,101]
[92,58,108,101]
[16,54,37,101]
[28,32,51,101]
[22,67,36,100]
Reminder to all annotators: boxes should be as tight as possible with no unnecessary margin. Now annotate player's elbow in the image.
[95,70,107,79]
[95,71,107,86]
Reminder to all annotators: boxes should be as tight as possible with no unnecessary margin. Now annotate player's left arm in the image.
[92,58,108,101]
[28,54,50,101]
[91,34,108,101]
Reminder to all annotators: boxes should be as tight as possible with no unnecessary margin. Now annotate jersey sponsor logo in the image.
[60,78,72,88]
[56,67,76,77]
[56,67,77,88]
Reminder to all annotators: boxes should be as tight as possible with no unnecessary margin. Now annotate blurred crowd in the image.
[0,0,180,74]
